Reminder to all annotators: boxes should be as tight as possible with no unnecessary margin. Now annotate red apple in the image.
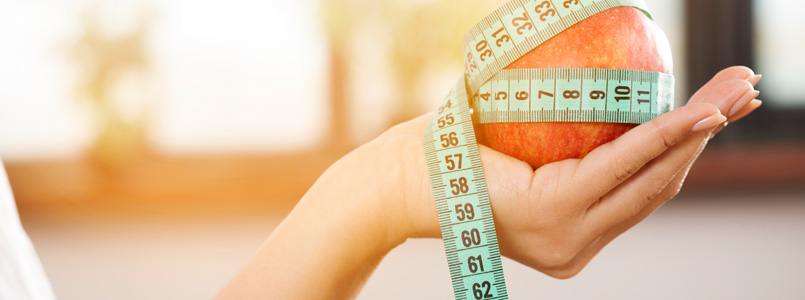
[477,7,673,169]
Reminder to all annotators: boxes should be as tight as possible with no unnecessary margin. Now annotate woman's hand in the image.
[396,66,761,278]
[216,66,761,299]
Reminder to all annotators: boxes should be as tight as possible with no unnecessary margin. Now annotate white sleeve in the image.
[0,158,56,300]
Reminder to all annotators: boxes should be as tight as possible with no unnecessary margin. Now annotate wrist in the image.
[334,141,411,252]
[369,122,442,242]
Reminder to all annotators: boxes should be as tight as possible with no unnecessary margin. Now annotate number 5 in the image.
[444,153,463,170]
[437,113,454,128]
[455,204,466,221]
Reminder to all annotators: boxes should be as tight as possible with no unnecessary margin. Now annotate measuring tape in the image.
[474,68,674,124]
[423,0,674,299]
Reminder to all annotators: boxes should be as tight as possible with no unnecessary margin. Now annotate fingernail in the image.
[748,74,762,86]
[728,90,760,116]
[692,112,727,132]
[729,99,763,121]
[751,99,763,109]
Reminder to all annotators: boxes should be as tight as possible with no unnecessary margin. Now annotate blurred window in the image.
[753,0,805,108]
[0,1,94,161]
[686,0,805,143]
[0,0,328,161]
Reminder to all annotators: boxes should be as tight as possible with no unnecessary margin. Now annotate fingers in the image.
[688,66,756,105]
[520,66,763,278]
[545,139,705,277]
[578,74,756,237]
[748,74,762,86]
[690,79,757,140]
[571,103,723,203]
[687,66,759,127]
[712,98,762,137]
[583,130,710,234]
[690,79,755,116]
[544,67,762,276]
[727,99,763,123]
[728,88,760,116]
[561,156,696,275]
[715,66,757,83]
[710,66,756,84]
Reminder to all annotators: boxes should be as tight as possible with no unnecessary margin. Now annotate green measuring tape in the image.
[423,0,674,299]
[474,69,674,124]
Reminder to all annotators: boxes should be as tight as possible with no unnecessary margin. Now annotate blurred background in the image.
[1,0,804,299]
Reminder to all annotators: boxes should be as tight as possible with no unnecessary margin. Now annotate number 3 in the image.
[511,13,533,35]
[534,1,556,21]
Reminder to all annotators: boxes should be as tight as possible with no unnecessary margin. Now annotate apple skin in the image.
[477,7,673,169]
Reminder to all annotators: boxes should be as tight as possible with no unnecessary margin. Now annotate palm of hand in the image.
[395,66,760,278]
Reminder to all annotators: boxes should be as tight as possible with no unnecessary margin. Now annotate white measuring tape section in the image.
[423,1,674,300]
[462,0,655,93]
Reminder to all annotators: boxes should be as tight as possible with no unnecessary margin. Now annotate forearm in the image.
[215,146,407,299]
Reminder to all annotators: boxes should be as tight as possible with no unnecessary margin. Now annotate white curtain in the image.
[0,158,55,300]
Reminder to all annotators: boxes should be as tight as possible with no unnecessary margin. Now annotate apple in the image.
[477,7,673,169]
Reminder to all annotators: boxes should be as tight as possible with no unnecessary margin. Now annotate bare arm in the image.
[215,66,761,299]
[214,141,410,299]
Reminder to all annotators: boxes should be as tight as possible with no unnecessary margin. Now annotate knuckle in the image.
[653,120,680,150]
[645,178,668,203]
[633,185,663,215]
[530,168,559,208]
[612,155,638,182]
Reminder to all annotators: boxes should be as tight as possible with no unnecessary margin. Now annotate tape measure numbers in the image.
[462,0,653,93]
[423,1,673,299]
[425,81,508,300]
[474,69,674,124]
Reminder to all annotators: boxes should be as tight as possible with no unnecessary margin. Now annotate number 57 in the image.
[444,154,463,170]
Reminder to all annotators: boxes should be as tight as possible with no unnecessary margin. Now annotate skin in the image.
[215,66,761,299]
[480,7,674,168]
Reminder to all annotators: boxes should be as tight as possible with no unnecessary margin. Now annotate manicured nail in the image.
[692,112,727,132]
[750,99,763,110]
[748,74,762,86]
[729,99,763,121]
[729,90,760,116]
